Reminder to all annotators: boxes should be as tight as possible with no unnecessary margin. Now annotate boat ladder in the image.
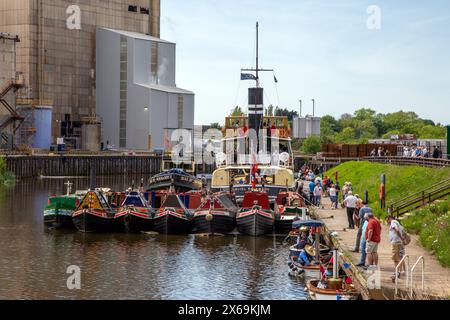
[394,255,425,298]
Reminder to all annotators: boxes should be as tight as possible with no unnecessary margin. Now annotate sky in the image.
[160,0,450,126]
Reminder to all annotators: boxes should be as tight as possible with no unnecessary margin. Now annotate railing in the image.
[388,178,450,217]
[395,255,410,296]
[364,156,450,168]
[410,256,425,296]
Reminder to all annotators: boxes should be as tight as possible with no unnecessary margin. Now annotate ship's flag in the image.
[251,153,258,190]
[241,73,257,81]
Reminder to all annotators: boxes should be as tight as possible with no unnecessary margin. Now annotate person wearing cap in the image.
[343,191,357,229]
[353,202,373,253]
[356,212,370,267]
[365,212,382,268]
[386,215,406,279]
[298,245,316,266]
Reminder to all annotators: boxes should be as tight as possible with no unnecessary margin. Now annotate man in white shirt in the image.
[343,191,357,229]
[329,185,337,209]
[313,183,323,208]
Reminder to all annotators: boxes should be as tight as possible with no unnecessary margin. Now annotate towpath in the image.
[314,196,450,299]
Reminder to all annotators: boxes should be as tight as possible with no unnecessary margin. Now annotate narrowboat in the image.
[194,193,238,235]
[118,191,155,233]
[43,181,85,229]
[236,191,275,236]
[153,193,194,234]
[72,190,122,233]
[274,192,309,234]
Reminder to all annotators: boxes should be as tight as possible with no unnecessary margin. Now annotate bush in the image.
[402,198,450,267]
[300,136,321,154]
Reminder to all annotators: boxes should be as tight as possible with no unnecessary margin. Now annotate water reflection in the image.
[0,176,306,300]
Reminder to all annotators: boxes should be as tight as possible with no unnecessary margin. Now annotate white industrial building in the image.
[292,116,321,139]
[96,28,194,151]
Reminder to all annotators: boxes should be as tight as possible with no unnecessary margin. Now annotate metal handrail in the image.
[388,178,450,207]
[394,255,410,296]
[410,256,425,296]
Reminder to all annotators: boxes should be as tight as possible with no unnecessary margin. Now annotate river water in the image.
[0,176,307,300]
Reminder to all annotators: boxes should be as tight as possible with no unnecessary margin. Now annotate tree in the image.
[210,123,223,130]
[230,106,245,117]
[265,105,274,117]
[274,107,298,122]
[300,136,322,154]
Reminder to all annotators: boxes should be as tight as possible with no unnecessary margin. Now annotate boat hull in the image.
[153,210,194,235]
[126,209,154,233]
[194,210,236,234]
[72,209,121,233]
[307,280,359,301]
[274,216,297,235]
[236,209,274,236]
[44,209,75,229]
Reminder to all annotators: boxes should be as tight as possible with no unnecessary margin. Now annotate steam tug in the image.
[211,22,295,204]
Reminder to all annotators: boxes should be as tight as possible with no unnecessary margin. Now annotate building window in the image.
[178,95,184,129]
[140,7,150,14]
[119,36,128,148]
[128,5,138,12]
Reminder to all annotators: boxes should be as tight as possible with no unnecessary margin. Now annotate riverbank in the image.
[0,157,14,185]
[402,198,450,267]
[312,196,450,300]
[324,161,450,219]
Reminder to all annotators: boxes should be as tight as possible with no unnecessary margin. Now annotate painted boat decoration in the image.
[118,191,155,233]
[194,193,238,235]
[236,191,275,236]
[43,181,85,229]
[72,190,122,233]
[153,193,194,234]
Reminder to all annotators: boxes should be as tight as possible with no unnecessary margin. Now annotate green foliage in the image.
[320,109,447,144]
[210,123,222,130]
[274,107,298,122]
[0,157,14,185]
[265,105,274,117]
[300,136,322,154]
[230,106,246,117]
[402,198,450,267]
[324,161,450,220]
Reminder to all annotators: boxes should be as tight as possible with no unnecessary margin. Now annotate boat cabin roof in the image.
[77,191,110,210]
[242,192,271,210]
[161,194,187,210]
[122,192,148,208]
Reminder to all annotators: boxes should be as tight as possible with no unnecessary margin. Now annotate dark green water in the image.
[0,176,307,300]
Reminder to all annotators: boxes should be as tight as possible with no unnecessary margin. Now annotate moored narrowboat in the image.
[236,191,275,236]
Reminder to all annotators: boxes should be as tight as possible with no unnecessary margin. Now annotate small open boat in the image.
[194,193,238,235]
[153,193,194,234]
[118,191,155,233]
[236,191,275,236]
[306,251,360,300]
[274,192,309,234]
[72,190,122,233]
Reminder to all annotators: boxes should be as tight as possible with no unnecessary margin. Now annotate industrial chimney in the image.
[150,0,161,38]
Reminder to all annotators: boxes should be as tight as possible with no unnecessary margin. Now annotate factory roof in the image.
[98,28,174,44]
[135,83,194,95]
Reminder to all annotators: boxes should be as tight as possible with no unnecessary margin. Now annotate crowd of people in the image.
[296,164,411,280]
[340,182,410,280]
[402,145,444,159]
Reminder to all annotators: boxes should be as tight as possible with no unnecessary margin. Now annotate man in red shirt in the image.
[365,212,382,267]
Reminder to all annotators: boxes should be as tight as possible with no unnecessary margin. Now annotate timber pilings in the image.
[3,155,162,178]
